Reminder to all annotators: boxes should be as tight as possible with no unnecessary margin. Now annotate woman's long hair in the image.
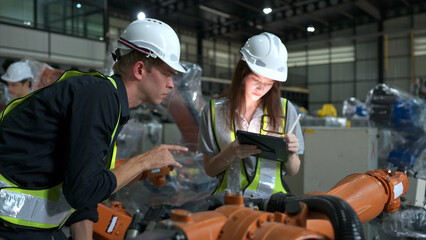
[219,59,283,132]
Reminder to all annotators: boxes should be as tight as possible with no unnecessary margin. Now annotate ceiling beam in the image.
[334,8,355,20]
[275,0,292,7]
[293,0,319,7]
[354,0,381,20]
[199,5,231,19]
[400,0,410,7]
[231,0,259,12]
[146,0,199,18]
[275,19,306,31]
[206,0,338,39]
[306,13,330,26]
[158,0,179,6]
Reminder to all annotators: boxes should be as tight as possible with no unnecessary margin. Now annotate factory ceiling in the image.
[108,0,426,43]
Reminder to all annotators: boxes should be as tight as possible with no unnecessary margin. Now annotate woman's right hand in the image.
[203,140,261,177]
[228,139,261,159]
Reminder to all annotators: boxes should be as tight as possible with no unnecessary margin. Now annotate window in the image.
[0,0,34,27]
[0,0,105,41]
[288,45,355,67]
[414,35,426,56]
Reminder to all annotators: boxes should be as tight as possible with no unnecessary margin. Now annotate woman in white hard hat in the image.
[198,32,304,199]
[1,61,33,99]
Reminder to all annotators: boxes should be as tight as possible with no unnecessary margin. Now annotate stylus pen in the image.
[288,113,301,134]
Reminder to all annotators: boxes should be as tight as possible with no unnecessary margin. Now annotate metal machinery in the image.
[161,62,204,151]
[93,169,408,240]
[286,127,378,197]
[92,64,412,239]
[93,159,171,240]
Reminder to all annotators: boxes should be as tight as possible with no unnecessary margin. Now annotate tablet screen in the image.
[236,130,287,162]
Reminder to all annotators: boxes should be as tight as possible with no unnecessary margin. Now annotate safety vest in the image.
[211,97,288,199]
[0,71,121,229]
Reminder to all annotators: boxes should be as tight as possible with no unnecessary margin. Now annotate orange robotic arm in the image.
[131,169,408,240]
[113,158,171,186]
[93,159,172,240]
[304,169,408,238]
[94,169,408,240]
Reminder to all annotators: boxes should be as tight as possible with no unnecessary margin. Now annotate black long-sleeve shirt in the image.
[0,72,130,224]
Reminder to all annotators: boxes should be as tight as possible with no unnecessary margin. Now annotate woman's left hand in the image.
[284,133,299,154]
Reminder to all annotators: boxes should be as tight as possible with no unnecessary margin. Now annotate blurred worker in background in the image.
[1,61,33,99]
[0,18,187,240]
[198,32,304,199]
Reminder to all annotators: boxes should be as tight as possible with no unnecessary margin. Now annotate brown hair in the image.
[20,79,32,88]
[220,60,283,131]
[112,50,164,76]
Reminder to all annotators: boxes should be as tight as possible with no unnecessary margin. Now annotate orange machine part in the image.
[93,202,132,240]
[224,191,245,206]
[307,169,408,223]
[366,169,408,212]
[218,207,274,240]
[34,67,64,90]
[304,212,334,239]
[162,90,199,152]
[145,167,171,186]
[94,170,408,240]
[169,193,330,240]
[169,209,228,240]
[167,170,408,240]
[166,203,331,240]
[253,222,328,240]
[94,160,171,239]
[114,158,171,186]
[280,202,309,228]
[307,173,388,223]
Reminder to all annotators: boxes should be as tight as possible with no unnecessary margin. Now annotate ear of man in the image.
[133,61,145,81]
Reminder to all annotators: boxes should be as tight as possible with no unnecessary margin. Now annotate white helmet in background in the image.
[115,18,186,73]
[240,32,288,82]
[1,61,34,82]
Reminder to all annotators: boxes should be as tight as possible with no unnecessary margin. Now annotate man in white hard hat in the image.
[0,18,187,240]
[1,61,33,99]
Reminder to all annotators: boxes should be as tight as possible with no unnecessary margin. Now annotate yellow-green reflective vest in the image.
[211,98,288,199]
[0,71,120,229]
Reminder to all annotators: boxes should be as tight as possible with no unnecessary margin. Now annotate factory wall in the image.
[285,12,426,115]
[1,12,425,115]
[0,23,106,69]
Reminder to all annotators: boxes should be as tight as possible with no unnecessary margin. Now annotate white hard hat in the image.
[240,32,288,82]
[1,61,34,82]
[116,18,186,73]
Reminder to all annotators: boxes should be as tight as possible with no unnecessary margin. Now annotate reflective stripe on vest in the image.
[211,98,246,194]
[211,98,288,199]
[0,71,121,229]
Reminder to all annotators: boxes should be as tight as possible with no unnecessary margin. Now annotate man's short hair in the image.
[112,50,164,76]
[21,78,32,88]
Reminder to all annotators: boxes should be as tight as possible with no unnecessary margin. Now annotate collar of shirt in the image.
[235,104,264,133]
[111,74,130,123]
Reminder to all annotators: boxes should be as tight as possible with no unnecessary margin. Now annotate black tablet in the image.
[236,130,287,162]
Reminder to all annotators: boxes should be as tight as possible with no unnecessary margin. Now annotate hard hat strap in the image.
[111,49,121,61]
[117,37,157,58]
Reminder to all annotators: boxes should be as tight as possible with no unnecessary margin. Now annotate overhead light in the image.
[307,26,315,32]
[137,12,146,20]
[199,5,230,18]
[263,7,272,14]
[76,3,81,8]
